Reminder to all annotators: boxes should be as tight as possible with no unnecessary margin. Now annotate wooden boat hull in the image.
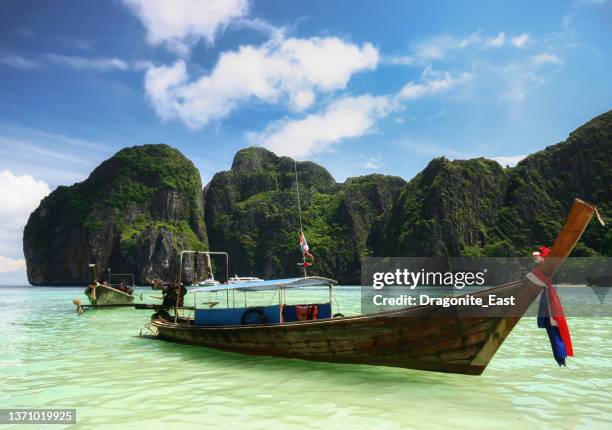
[152,281,541,375]
[85,284,134,306]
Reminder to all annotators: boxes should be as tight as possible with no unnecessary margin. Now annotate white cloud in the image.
[249,95,393,158]
[531,53,562,65]
[45,54,130,71]
[121,0,249,54]
[414,32,481,60]
[486,32,506,47]
[353,154,385,169]
[394,139,469,159]
[0,170,51,221]
[397,67,472,100]
[388,32,533,66]
[1,52,150,72]
[144,36,379,128]
[0,256,26,273]
[511,33,530,47]
[0,170,50,273]
[499,53,563,106]
[0,124,113,188]
[384,55,416,66]
[491,155,526,167]
[247,64,471,160]
[0,54,39,70]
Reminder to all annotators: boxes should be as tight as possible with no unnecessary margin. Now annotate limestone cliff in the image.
[23,144,208,285]
[203,147,406,283]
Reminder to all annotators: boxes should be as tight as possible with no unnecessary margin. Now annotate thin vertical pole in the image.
[294,160,307,277]
[294,160,304,234]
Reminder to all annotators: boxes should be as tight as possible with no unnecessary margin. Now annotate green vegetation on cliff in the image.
[24,110,611,285]
[24,144,207,285]
[204,147,406,283]
[380,110,611,258]
[379,157,507,257]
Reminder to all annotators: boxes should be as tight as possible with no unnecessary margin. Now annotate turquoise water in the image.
[1,286,611,429]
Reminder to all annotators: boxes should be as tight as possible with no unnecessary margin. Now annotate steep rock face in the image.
[378,158,507,256]
[204,147,406,283]
[23,111,611,286]
[378,110,611,257]
[489,110,612,256]
[23,144,208,285]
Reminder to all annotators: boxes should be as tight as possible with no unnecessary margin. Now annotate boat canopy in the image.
[188,276,337,293]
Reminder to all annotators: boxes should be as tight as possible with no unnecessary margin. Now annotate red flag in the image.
[533,267,573,356]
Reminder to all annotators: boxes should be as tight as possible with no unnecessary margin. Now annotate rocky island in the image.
[23,110,611,285]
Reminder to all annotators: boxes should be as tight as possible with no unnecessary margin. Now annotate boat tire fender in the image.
[333,313,345,318]
[241,308,267,325]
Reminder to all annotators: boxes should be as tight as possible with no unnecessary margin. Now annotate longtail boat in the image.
[145,199,598,375]
[83,265,135,306]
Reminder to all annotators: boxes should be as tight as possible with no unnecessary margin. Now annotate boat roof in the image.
[189,276,337,293]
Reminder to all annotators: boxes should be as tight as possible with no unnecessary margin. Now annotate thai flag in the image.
[299,232,315,262]
[533,267,573,366]
[299,232,309,255]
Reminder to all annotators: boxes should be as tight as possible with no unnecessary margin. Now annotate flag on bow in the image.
[533,267,573,366]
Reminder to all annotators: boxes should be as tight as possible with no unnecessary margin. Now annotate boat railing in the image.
[185,278,338,326]
[179,250,229,286]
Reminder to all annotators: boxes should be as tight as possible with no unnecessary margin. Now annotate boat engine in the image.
[161,283,187,308]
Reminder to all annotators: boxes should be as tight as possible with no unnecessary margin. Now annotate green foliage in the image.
[204,148,406,283]
[379,110,611,260]
[24,111,611,285]
[23,144,208,284]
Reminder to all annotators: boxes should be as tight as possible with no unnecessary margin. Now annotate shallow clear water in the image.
[1,286,611,429]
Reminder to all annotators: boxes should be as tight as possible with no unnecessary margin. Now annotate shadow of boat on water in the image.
[135,334,464,387]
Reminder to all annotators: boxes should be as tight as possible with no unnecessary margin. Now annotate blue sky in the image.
[0,0,610,284]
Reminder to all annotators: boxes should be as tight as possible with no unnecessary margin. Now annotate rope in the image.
[594,207,605,226]
[294,159,304,234]
[505,321,611,397]
[332,287,342,314]
[268,288,278,306]
[572,365,612,396]
[294,158,308,277]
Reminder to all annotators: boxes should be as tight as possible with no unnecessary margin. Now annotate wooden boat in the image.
[85,283,134,305]
[147,198,598,375]
[84,265,135,306]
